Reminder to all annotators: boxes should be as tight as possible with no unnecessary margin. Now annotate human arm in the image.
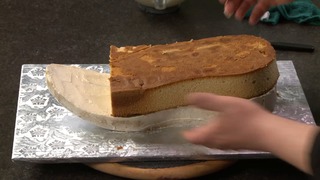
[219,0,294,25]
[183,92,320,174]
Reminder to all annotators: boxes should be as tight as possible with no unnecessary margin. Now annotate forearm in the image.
[260,115,320,174]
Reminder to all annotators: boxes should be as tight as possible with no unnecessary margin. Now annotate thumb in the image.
[182,121,219,147]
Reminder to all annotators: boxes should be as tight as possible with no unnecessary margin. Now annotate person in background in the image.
[183,0,320,178]
[220,0,294,25]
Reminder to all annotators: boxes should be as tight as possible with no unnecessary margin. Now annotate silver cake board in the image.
[12,61,315,163]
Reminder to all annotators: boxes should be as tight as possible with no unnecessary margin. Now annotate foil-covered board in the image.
[12,61,315,163]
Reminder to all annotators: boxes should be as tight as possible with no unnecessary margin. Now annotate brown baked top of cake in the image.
[109,35,275,92]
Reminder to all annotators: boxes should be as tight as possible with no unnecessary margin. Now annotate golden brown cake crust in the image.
[110,35,276,93]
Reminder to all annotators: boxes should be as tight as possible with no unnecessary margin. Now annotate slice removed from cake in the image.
[46,64,112,119]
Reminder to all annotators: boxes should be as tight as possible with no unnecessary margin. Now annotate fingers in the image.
[223,0,246,18]
[234,0,256,21]
[248,1,270,25]
[223,0,233,18]
[182,120,219,148]
[222,0,270,25]
[224,0,254,19]
[219,0,227,4]
[187,92,246,112]
[183,118,232,149]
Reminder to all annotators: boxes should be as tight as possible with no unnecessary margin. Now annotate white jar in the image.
[135,0,185,10]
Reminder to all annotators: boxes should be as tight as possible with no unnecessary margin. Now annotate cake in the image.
[109,35,279,117]
[45,34,279,131]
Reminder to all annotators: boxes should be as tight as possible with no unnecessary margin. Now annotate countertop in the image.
[1,0,320,179]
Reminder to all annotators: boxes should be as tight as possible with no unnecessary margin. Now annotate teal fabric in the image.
[245,0,320,25]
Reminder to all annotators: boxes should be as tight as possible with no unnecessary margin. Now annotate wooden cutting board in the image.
[87,160,235,179]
